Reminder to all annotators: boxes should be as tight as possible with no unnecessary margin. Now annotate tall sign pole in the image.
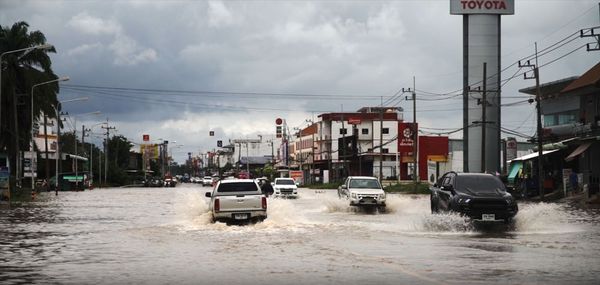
[451,0,514,173]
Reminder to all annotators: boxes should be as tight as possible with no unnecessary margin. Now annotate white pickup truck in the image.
[338,176,386,210]
[273,178,298,198]
[205,179,267,223]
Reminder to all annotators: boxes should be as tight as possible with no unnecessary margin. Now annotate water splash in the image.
[513,202,586,234]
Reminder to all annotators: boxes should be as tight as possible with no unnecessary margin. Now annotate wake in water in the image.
[173,190,313,232]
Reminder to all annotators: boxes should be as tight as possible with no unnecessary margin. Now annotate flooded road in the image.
[1,184,599,284]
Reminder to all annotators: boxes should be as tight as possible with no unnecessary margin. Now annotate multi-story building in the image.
[294,106,403,183]
[518,62,600,196]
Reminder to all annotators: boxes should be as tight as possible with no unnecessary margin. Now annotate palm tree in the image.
[1,21,59,189]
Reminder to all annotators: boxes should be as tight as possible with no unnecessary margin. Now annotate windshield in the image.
[217,182,259,192]
[455,175,506,194]
[349,179,381,189]
[276,179,295,185]
[203,177,211,180]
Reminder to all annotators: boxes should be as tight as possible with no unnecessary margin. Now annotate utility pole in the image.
[101,123,115,186]
[481,62,487,173]
[379,96,384,181]
[43,114,50,180]
[402,77,417,192]
[341,105,345,180]
[519,43,544,199]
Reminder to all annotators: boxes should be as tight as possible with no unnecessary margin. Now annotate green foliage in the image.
[1,21,58,190]
[384,182,431,194]
[306,182,343,189]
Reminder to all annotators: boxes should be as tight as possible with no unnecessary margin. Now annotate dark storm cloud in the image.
[2,0,598,162]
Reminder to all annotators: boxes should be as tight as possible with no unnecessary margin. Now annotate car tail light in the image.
[262,196,267,210]
[214,198,220,212]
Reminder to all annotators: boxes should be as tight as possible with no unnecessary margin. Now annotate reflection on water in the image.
[0,187,599,284]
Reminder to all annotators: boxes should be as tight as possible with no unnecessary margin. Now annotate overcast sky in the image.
[1,0,599,163]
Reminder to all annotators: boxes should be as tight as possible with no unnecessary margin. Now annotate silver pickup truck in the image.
[205,179,267,223]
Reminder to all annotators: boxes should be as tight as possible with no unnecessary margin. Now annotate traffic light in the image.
[209,131,214,136]
[217,140,222,147]
[276,126,282,138]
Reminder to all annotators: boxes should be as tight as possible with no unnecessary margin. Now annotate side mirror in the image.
[441,185,453,192]
[433,183,438,188]
[205,192,212,198]
[340,185,347,190]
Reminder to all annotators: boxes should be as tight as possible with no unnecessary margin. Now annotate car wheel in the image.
[431,200,439,214]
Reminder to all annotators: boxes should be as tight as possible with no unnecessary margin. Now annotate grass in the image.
[384,182,431,195]
[305,182,343,189]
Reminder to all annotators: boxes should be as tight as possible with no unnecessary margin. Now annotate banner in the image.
[141,144,159,160]
[398,123,418,153]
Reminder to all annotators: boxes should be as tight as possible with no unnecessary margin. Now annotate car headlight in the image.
[351,193,357,199]
[379,193,386,200]
[457,197,471,204]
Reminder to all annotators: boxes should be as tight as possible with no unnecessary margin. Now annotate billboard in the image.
[450,0,514,15]
[398,123,417,153]
[141,144,159,160]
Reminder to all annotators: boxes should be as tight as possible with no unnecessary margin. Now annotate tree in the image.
[1,21,58,188]
[105,135,132,185]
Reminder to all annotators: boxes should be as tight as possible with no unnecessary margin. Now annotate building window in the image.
[362,128,369,135]
[382,128,389,134]
[382,148,389,153]
[339,128,347,135]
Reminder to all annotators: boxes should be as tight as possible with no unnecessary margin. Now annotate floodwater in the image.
[1,184,599,285]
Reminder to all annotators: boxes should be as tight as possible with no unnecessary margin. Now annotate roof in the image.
[562,62,600,93]
[348,176,379,180]
[519,76,578,97]
[218,179,255,184]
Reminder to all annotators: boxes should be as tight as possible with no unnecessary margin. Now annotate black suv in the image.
[430,172,518,223]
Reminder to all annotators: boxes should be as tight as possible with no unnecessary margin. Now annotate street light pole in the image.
[30,76,69,190]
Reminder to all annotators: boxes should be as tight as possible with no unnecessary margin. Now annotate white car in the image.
[202,176,213,186]
[205,179,267,223]
[273,178,298,198]
[338,176,386,209]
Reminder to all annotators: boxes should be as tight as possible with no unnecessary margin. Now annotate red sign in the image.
[348,118,361,125]
[143,134,149,141]
[275,118,283,125]
[398,123,418,153]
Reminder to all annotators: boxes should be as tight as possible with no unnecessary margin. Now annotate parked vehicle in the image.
[164,176,177,187]
[205,179,267,223]
[273,178,298,198]
[338,176,386,210]
[430,172,518,223]
[201,176,212,186]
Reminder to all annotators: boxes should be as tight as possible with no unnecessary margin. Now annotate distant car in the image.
[338,176,386,210]
[205,179,267,223]
[430,172,518,223]
[273,178,298,198]
[202,176,213,186]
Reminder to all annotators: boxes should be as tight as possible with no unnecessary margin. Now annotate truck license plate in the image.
[482,214,495,221]
[234,214,248,220]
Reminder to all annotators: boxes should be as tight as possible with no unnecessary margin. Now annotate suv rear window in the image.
[217,182,259,192]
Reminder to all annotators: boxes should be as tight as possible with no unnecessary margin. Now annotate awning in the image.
[65,154,88,162]
[565,142,592,162]
[509,149,559,162]
[507,161,523,183]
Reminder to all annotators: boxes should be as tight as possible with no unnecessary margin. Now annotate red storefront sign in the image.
[348,118,361,125]
[398,123,417,153]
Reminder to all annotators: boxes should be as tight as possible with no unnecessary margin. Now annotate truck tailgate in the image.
[218,194,264,212]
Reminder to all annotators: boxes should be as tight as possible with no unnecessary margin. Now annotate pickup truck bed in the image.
[206,180,267,223]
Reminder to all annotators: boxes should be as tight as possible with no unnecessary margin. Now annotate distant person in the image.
[260,179,274,197]
[570,171,579,192]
